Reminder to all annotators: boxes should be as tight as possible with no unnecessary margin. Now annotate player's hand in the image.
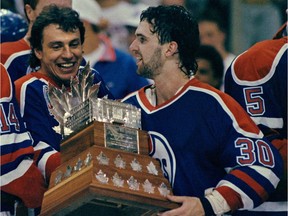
[157,195,205,216]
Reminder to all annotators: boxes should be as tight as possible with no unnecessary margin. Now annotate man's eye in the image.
[139,37,146,43]
[52,44,61,50]
[70,41,80,48]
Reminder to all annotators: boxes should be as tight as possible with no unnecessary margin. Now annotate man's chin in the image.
[137,69,152,79]
[57,75,74,87]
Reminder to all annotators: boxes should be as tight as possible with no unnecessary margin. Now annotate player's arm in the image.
[209,98,283,214]
[1,65,47,209]
[15,79,61,183]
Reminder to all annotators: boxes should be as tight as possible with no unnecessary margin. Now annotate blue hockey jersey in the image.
[224,30,287,214]
[121,77,283,213]
[1,63,46,211]
[14,67,113,181]
[225,37,287,141]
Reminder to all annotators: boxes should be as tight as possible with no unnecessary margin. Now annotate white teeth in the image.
[60,63,73,68]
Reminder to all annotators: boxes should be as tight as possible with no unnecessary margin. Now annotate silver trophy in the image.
[48,62,141,153]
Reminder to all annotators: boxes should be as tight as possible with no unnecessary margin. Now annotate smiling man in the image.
[14,5,112,190]
[1,0,72,83]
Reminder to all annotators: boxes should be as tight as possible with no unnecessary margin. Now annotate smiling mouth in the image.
[57,62,76,69]
[135,57,142,64]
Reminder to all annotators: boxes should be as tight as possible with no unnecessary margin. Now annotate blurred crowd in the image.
[1,0,286,90]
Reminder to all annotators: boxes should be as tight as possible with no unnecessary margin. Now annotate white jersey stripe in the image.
[37,148,57,180]
[249,201,288,212]
[217,180,254,209]
[0,132,31,146]
[0,159,33,186]
[4,50,31,68]
[251,116,284,129]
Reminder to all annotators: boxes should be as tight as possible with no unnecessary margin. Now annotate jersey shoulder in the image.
[232,37,287,82]
[1,38,30,64]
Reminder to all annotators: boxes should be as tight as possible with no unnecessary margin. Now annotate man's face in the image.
[195,58,220,89]
[129,21,164,79]
[198,21,225,51]
[35,24,83,86]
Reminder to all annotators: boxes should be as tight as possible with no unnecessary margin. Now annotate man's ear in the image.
[25,4,35,23]
[165,41,178,57]
[34,49,43,60]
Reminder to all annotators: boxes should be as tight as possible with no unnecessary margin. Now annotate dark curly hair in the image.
[29,5,85,69]
[140,5,200,77]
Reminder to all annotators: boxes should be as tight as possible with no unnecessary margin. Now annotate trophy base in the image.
[42,181,165,216]
[62,201,157,216]
[41,125,178,215]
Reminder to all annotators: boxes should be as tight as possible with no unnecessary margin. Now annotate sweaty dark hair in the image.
[140,5,200,77]
[29,5,85,68]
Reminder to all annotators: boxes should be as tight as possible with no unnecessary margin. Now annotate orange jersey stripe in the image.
[216,185,243,211]
[0,145,34,166]
[231,169,269,201]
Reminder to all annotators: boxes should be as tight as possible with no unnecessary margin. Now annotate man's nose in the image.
[62,46,73,59]
[129,39,137,53]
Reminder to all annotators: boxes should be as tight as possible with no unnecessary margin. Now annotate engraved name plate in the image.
[104,123,139,153]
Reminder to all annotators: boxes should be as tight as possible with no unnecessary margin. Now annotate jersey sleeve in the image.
[206,93,283,211]
[224,40,287,208]
[1,64,46,208]
[224,41,287,140]
[15,77,61,182]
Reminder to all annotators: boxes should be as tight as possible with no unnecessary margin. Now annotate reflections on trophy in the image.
[127,176,140,191]
[84,152,92,166]
[130,158,142,172]
[42,62,178,216]
[96,151,109,165]
[147,161,159,176]
[142,179,155,194]
[55,171,63,185]
[112,172,124,188]
[64,165,72,178]
[114,154,126,169]
[158,182,171,197]
[95,169,109,184]
[48,62,142,153]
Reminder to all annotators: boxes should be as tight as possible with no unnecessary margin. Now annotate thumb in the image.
[166,194,185,203]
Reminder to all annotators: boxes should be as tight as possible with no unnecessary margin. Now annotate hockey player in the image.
[14,5,113,188]
[121,5,283,215]
[224,22,287,214]
[0,63,46,215]
[1,0,72,82]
